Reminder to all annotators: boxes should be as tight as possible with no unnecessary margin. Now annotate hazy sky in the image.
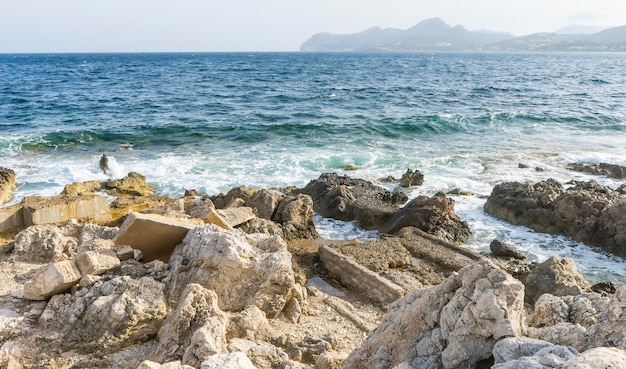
[1,0,624,53]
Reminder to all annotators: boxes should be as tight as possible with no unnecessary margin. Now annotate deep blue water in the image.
[1,52,626,283]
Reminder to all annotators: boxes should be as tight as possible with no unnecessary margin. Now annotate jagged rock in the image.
[23,260,82,300]
[567,162,626,179]
[11,224,78,263]
[210,186,252,209]
[315,351,349,369]
[342,260,525,369]
[585,286,626,350]
[523,256,591,305]
[490,239,525,260]
[137,360,194,369]
[272,194,319,240]
[114,212,197,262]
[227,305,275,342]
[528,293,610,329]
[246,189,282,220]
[0,167,16,205]
[561,347,626,368]
[152,284,229,368]
[217,206,256,227]
[302,173,469,243]
[199,352,257,369]
[109,195,174,220]
[492,336,574,364]
[75,249,121,275]
[142,198,187,218]
[105,172,155,197]
[227,338,290,369]
[62,180,103,196]
[381,192,471,244]
[399,168,424,187]
[491,337,580,369]
[287,335,336,364]
[485,180,626,259]
[239,218,285,238]
[37,276,167,354]
[166,225,297,319]
[301,173,406,230]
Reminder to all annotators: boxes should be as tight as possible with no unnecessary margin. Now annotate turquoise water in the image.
[1,52,626,283]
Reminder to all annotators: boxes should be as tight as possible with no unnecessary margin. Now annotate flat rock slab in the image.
[76,249,121,275]
[114,212,197,262]
[319,245,404,304]
[22,195,111,226]
[0,204,24,232]
[23,260,82,300]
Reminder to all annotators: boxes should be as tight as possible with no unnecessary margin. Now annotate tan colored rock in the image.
[245,189,282,219]
[23,260,82,300]
[315,351,349,369]
[21,194,110,226]
[319,245,404,304]
[227,338,290,369]
[137,361,162,369]
[0,167,16,205]
[562,347,626,369]
[112,244,136,261]
[216,206,256,227]
[523,256,592,305]
[75,249,121,275]
[152,284,229,368]
[114,212,197,262]
[110,195,174,220]
[105,172,155,196]
[0,204,24,233]
[200,352,257,369]
[62,180,103,196]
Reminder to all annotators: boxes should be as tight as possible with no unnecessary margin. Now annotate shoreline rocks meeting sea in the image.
[0,164,626,369]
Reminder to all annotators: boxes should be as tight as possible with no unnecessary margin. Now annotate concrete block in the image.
[76,249,121,275]
[23,260,82,300]
[22,195,110,226]
[114,212,197,262]
[319,245,404,304]
[0,204,24,232]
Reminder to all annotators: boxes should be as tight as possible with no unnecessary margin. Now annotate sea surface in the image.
[1,52,626,284]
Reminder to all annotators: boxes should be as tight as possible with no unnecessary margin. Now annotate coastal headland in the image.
[1,166,625,369]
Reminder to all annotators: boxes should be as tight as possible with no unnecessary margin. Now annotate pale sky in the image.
[1,0,625,53]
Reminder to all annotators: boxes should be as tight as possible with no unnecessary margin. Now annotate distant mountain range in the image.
[300,18,626,52]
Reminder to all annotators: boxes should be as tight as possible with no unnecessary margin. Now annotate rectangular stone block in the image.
[319,245,405,304]
[114,212,197,262]
[0,204,24,232]
[23,260,82,300]
[76,249,121,275]
[22,195,111,226]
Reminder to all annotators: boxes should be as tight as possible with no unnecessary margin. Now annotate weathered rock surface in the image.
[302,173,470,243]
[399,168,424,188]
[490,239,525,260]
[105,172,156,197]
[37,275,168,354]
[23,260,82,300]
[0,167,16,205]
[0,203,24,232]
[75,249,121,276]
[567,162,626,179]
[343,260,525,369]
[114,212,197,262]
[166,225,298,319]
[199,352,258,369]
[270,194,319,240]
[523,256,592,305]
[152,284,229,368]
[21,194,111,225]
[485,179,626,258]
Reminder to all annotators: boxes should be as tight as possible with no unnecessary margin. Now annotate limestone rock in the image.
[561,347,626,368]
[21,194,111,225]
[490,239,525,260]
[200,352,258,369]
[23,260,82,300]
[315,351,349,369]
[238,217,284,238]
[75,249,121,275]
[114,212,197,262]
[272,194,319,240]
[226,305,275,343]
[38,276,168,354]
[0,167,17,205]
[105,172,155,196]
[62,180,103,196]
[0,203,24,232]
[166,225,297,319]
[523,256,591,305]
[245,189,282,220]
[399,168,424,188]
[152,284,229,368]
[492,337,578,365]
[217,206,256,227]
[227,338,290,369]
[586,286,626,350]
[342,260,525,369]
[210,186,252,209]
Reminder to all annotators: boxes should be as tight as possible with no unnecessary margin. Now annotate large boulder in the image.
[37,276,168,354]
[152,284,229,368]
[166,225,298,319]
[271,194,319,240]
[0,167,16,205]
[302,173,469,243]
[492,337,579,369]
[522,256,592,305]
[105,172,155,197]
[485,180,626,258]
[342,260,525,369]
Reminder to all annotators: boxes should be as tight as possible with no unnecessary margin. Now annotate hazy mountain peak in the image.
[554,24,609,35]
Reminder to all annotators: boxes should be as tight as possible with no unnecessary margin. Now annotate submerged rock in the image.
[567,162,626,179]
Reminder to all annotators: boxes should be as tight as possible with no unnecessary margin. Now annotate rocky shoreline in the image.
[0,165,625,369]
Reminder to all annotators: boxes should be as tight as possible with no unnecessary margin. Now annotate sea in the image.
[1,52,626,284]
